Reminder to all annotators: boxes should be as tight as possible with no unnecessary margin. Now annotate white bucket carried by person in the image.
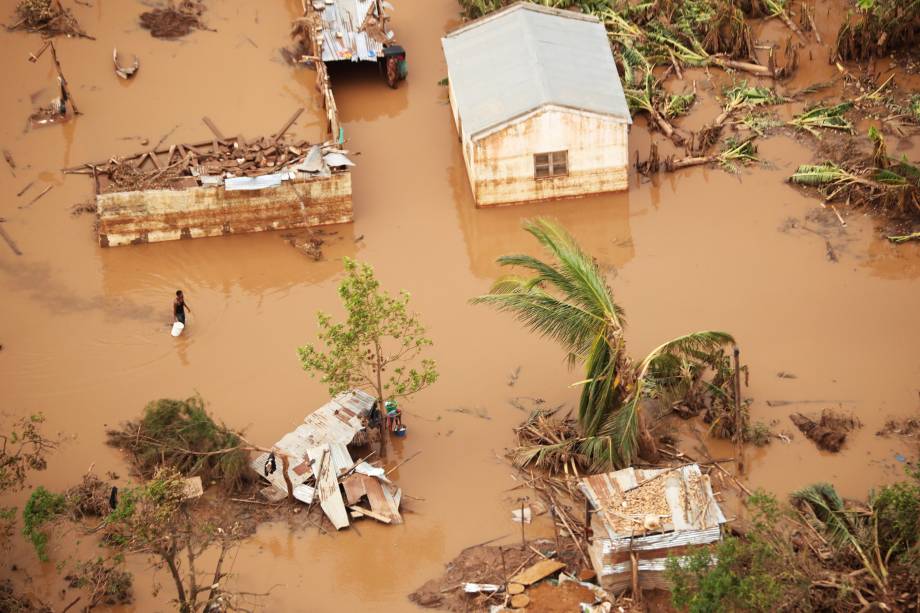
[171,321,185,337]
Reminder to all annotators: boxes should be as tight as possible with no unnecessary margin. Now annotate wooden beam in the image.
[202,116,225,140]
[0,222,23,256]
[273,108,304,142]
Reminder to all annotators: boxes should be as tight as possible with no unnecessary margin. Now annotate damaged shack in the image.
[441,2,630,207]
[580,464,727,593]
[251,390,402,530]
[65,113,355,247]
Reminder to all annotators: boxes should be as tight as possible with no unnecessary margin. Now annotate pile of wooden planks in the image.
[63,111,350,194]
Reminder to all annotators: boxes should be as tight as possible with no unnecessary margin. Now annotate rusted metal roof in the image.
[317,0,388,63]
[250,390,403,529]
[441,2,630,139]
[581,464,727,589]
[250,390,376,498]
[581,464,726,541]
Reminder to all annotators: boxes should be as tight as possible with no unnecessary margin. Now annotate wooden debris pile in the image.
[789,409,861,452]
[250,391,402,531]
[510,408,583,473]
[11,0,92,39]
[140,0,207,39]
[409,538,625,612]
[64,111,353,195]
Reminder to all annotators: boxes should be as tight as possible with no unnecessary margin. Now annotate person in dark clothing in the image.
[174,290,191,325]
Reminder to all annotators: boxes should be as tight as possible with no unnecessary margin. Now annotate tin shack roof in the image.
[441,2,630,139]
[580,464,727,542]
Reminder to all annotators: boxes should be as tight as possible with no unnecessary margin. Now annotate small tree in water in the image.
[298,258,438,455]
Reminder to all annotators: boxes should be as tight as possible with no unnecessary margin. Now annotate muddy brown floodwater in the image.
[1,0,918,611]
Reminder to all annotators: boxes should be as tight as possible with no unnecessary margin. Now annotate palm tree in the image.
[472,218,734,469]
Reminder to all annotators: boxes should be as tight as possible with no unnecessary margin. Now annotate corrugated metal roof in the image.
[580,464,727,541]
[441,2,630,139]
[250,389,376,497]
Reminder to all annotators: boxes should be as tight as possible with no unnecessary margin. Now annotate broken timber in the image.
[580,464,727,593]
[251,390,403,530]
[64,115,356,247]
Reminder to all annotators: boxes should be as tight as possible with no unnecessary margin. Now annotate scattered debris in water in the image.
[789,409,861,452]
[139,0,208,39]
[11,0,93,39]
[112,48,139,79]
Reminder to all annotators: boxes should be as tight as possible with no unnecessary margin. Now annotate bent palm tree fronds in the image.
[472,218,627,435]
[791,483,888,588]
[788,102,854,136]
[594,331,736,467]
[475,219,739,470]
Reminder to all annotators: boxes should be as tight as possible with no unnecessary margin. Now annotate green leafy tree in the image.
[472,218,734,468]
[666,492,806,612]
[298,258,438,453]
[103,468,244,613]
[1,414,57,549]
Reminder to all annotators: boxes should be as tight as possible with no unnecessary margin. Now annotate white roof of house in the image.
[441,2,631,139]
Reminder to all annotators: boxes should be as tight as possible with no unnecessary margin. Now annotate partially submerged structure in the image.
[580,464,727,592]
[65,114,355,247]
[251,390,402,530]
[441,2,631,207]
[292,0,407,138]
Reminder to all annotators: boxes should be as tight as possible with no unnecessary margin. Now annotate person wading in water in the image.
[174,290,191,326]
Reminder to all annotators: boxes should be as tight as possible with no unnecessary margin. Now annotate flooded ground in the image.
[1,0,918,610]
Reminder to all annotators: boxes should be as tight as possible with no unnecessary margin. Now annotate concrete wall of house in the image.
[96,172,352,247]
[468,106,629,207]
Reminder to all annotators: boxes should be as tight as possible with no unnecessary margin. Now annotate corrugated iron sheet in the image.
[319,0,385,62]
[581,464,727,590]
[250,390,376,496]
[581,464,727,541]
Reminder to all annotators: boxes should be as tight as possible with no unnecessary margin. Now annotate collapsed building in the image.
[64,113,355,247]
[580,464,727,592]
[251,389,402,530]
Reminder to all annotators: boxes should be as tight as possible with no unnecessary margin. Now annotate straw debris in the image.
[11,0,92,38]
[139,1,207,39]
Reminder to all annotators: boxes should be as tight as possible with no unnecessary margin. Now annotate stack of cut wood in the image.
[63,111,352,194]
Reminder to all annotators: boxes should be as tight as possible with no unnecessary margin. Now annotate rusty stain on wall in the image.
[96,173,352,247]
[467,107,629,207]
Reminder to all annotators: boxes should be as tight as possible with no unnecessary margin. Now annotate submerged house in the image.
[580,464,727,592]
[441,2,631,207]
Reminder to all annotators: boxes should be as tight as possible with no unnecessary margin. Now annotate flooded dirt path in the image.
[1,0,918,610]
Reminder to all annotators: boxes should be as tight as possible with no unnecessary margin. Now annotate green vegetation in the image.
[106,396,249,492]
[299,257,438,429]
[835,0,920,61]
[744,422,773,447]
[66,557,133,608]
[717,138,759,173]
[473,219,736,469]
[1,414,56,550]
[790,130,920,221]
[22,486,66,561]
[787,102,854,137]
[663,91,697,119]
[101,467,243,613]
[667,492,805,612]
[667,471,920,611]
